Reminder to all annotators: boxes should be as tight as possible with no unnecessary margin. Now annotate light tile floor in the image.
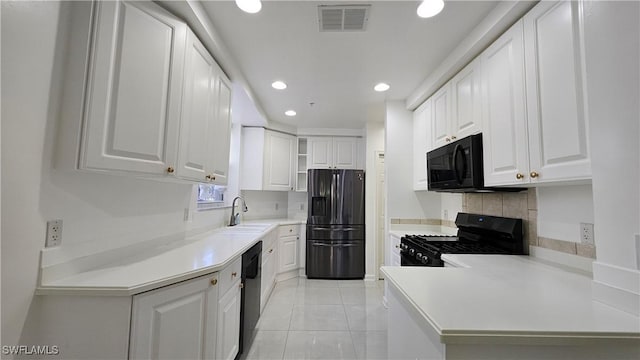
[244,277,388,360]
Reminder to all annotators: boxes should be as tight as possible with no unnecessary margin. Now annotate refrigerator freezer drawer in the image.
[306,241,364,279]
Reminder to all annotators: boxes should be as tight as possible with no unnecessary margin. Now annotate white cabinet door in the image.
[216,282,241,360]
[264,130,295,191]
[431,84,452,149]
[81,0,186,176]
[308,137,333,169]
[333,138,357,169]
[451,57,482,140]
[481,20,529,186]
[278,235,298,273]
[413,99,432,191]
[176,30,216,182]
[209,74,232,185]
[130,274,218,360]
[524,1,590,183]
[260,249,275,311]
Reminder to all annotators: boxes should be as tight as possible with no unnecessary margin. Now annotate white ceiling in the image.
[200,1,500,129]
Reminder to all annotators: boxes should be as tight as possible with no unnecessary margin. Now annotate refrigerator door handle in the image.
[311,227,358,231]
[310,242,359,248]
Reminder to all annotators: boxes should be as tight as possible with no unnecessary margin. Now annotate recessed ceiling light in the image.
[374,83,390,92]
[235,0,262,14]
[271,81,287,90]
[285,110,297,117]
[417,0,444,18]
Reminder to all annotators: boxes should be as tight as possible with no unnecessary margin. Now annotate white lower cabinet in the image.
[277,225,300,276]
[129,273,219,360]
[216,279,241,360]
[260,229,278,312]
[130,259,242,360]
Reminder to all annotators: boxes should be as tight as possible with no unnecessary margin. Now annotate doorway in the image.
[375,151,385,279]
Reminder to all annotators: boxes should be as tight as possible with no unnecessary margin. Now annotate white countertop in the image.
[37,219,303,296]
[381,255,640,344]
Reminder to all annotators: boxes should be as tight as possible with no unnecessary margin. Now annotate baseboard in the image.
[364,274,376,282]
[275,269,299,282]
[592,261,640,316]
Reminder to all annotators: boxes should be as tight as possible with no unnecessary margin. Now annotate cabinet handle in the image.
[445,137,451,142]
[289,229,293,232]
[530,171,539,178]
[269,249,273,254]
[516,173,524,180]
[212,176,216,181]
[210,278,217,286]
[451,135,457,140]
[239,282,244,289]
[395,244,400,248]
[205,175,212,180]
[167,167,175,173]
[232,272,237,277]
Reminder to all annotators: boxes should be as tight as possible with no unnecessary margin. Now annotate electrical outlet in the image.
[45,220,63,247]
[580,223,594,245]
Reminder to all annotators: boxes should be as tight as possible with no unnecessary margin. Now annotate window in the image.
[197,183,226,210]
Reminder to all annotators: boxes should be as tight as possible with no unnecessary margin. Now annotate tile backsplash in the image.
[462,189,596,259]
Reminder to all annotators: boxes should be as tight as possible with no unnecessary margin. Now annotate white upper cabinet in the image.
[208,75,232,185]
[241,128,296,192]
[413,99,432,191]
[176,30,217,182]
[451,58,483,140]
[308,137,358,169]
[523,0,590,183]
[166,29,233,185]
[308,137,334,169]
[481,20,530,186]
[482,1,591,186]
[430,58,482,150]
[73,1,233,184]
[431,85,452,149]
[80,0,186,176]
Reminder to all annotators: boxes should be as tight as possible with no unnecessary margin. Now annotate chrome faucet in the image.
[229,196,248,226]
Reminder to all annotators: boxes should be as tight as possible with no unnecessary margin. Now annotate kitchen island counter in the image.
[381,255,640,359]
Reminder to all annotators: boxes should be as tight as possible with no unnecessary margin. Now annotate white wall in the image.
[240,190,288,220]
[582,0,639,314]
[537,185,594,243]
[287,191,307,220]
[365,121,384,279]
[0,2,230,349]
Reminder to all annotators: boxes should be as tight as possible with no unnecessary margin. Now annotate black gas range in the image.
[400,213,525,267]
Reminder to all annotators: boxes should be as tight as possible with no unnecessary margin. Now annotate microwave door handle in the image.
[453,144,464,185]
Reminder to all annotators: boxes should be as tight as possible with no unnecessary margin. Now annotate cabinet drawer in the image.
[278,224,299,237]
[219,257,241,296]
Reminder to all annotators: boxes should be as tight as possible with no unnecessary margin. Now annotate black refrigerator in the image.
[306,169,365,279]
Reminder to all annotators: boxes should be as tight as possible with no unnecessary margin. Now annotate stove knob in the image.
[400,243,408,251]
[421,255,430,264]
[416,252,423,260]
[408,248,415,256]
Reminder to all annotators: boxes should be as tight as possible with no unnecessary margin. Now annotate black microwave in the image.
[426,134,523,193]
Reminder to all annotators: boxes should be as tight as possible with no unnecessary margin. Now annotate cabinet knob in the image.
[530,171,539,178]
[395,244,400,248]
[239,282,244,289]
[269,249,273,254]
[212,176,216,181]
[516,173,524,180]
[289,229,293,232]
[205,175,212,180]
[210,278,217,286]
[451,135,457,140]
[167,167,175,173]
[232,272,237,277]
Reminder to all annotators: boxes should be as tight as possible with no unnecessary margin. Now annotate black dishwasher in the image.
[238,241,261,359]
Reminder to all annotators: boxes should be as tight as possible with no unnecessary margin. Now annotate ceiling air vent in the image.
[318,5,370,32]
